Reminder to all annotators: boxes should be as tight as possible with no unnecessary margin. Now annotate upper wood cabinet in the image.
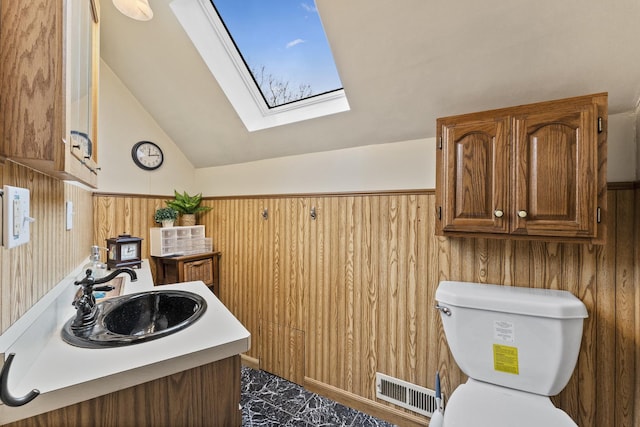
[435,93,607,244]
[0,0,100,188]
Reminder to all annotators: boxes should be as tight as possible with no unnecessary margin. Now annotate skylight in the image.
[171,0,350,131]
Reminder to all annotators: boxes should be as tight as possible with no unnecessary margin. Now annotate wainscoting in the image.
[93,186,638,427]
[0,160,93,334]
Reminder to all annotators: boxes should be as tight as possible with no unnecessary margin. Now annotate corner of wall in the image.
[635,101,640,181]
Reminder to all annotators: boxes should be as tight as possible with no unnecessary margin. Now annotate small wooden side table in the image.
[153,251,221,296]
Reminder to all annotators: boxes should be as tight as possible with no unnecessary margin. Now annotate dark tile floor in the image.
[241,366,397,427]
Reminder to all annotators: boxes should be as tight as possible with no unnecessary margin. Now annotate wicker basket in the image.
[180,214,196,226]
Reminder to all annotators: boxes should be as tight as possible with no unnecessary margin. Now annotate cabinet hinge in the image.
[437,206,442,220]
[438,136,443,150]
[596,207,601,223]
[597,117,603,133]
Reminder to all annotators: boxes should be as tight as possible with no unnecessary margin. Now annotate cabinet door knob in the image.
[494,209,504,218]
[517,210,528,218]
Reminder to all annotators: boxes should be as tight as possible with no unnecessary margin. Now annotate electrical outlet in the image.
[2,185,34,248]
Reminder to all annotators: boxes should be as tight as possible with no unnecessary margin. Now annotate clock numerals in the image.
[132,141,164,170]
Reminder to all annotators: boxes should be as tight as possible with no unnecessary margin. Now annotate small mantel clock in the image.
[106,234,143,269]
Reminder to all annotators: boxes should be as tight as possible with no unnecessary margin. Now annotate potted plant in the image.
[154,207,179,227]
[165,190,212,226]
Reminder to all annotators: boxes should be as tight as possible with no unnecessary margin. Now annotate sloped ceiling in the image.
[100,0,640,167]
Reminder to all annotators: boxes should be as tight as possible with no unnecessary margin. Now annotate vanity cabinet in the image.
[0,0,100,187]
[435,93,607,243]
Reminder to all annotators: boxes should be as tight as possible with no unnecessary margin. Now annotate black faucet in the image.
[71,268,138,332]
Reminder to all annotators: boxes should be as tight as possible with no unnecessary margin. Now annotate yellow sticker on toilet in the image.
[493,344,519,375]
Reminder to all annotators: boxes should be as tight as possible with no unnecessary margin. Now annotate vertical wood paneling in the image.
[595,191,617,426]
[635,185,640,427]
[614,190,635,426]
[0,161,93,334]
[93,188,637,427]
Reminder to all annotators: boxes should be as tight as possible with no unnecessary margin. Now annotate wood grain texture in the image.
[0,0,99,187]
[93,188,638,426]
[0,161,93,334]
[5,356,241,427]
[437,93,607,243]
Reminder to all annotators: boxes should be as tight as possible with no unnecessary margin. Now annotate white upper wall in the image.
[195,138,435,196]
[99,66,638,196]
[97,60,196,195]
[636,103,640,181]
[608,112,637,183]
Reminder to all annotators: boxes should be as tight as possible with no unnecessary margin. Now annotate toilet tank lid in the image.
[436,281,588,319]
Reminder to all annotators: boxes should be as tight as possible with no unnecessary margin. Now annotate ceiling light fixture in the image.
[113,0,154,21]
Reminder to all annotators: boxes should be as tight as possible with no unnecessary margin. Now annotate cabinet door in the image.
[512,104,597,237]
[68,0,100,173]
[437,117,510,234]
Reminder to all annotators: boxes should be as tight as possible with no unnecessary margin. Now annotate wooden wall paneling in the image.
[410,196,422,386]
[345,196,357,393]
[327,196,342,389]
[435,226,460,399]
[422,194,440,396]
[377,195,393,382]
[259,197,307,382]
[557,243,580,418]
[1,161,93,334]
[376,195,390,390]
[635,185,640,427]
[396,196,409,384]
[90,189,637,427]
[205,198,261,362]
[613,189,635,426]
[66,182,95,269]
[316,196,329,382]
[306,197,320,382]
[359,195,378,398]
[575,242,598,425]
[93,195,116,249]
[595,191,617,426]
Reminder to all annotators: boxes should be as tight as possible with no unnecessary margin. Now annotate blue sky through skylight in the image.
[210,0,343,107]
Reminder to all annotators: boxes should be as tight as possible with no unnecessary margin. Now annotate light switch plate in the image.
[66,201,73,230]
[2,185,32,248]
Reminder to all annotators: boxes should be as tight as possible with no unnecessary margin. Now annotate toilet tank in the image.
[435,281,588,396]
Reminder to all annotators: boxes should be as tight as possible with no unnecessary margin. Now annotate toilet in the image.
[435,281,588,427]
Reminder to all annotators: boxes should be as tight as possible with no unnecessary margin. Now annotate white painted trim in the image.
[169,0,350,132]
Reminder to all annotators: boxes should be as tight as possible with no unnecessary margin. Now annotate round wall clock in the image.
[131,141,164,170]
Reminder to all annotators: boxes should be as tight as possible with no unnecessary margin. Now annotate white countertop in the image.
[0,260,251,424]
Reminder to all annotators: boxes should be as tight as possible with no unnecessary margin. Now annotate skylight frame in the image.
[170,0,350,132]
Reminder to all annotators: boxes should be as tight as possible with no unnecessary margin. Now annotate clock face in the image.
[120,243,139,261]
[70,130,92,159]
[131,141,164,170]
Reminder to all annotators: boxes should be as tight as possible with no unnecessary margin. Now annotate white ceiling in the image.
[100,0,640,168]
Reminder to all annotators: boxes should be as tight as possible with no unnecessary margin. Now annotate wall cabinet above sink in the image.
[435,93,607,244]
[0,0,100,187]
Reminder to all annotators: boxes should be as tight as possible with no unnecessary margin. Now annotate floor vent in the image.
[375,372,437,417]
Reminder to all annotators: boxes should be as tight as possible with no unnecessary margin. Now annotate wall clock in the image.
[131,141,164,170]
[70,130,92,159]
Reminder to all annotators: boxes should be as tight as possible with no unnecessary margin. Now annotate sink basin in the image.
[62,290,207,349]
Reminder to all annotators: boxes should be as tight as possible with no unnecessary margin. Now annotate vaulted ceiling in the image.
[101,0,640,167]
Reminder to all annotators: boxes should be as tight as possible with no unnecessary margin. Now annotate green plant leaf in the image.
[165,190,213,215]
